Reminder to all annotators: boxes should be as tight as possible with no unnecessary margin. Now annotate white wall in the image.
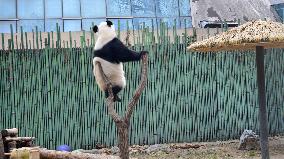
[191,0,277,27]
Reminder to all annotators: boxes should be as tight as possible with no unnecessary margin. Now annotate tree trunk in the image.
[96,54,148,159]
[116,122,129,159]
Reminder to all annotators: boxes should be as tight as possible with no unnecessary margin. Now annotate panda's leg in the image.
[112,86,123,102]
[104,86,122,102]
[105,90,109,98]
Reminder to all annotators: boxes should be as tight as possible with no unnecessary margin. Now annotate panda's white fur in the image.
[94,22,116,50]
[92,57,126,91]
[92,22,126,93]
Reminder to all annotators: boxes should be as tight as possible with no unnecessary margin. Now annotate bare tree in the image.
[95,54,148,159]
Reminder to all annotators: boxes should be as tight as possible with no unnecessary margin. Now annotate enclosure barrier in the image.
[0,20,283,150]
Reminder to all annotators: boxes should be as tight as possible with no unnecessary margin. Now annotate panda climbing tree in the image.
[92,20,147,102]
[92,21,148,159]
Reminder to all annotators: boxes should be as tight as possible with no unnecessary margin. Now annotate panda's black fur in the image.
[94,38,145,64]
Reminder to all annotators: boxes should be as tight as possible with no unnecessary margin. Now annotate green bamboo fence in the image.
[0,20,284,150]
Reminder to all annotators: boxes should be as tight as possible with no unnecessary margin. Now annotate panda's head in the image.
[92,20,116,39]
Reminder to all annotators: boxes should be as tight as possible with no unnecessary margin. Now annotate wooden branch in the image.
[39,149,119,159]
[125,54,148,123]
[95,61,122,123]
[96,54,148,124]
[4,153,10,156]
[4,137,35,142]
[170,143,204,149]
[1,128,18,137]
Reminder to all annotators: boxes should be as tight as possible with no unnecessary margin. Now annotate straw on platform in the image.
[187,20,284,52]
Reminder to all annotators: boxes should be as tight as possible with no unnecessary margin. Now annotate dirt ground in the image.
[129,136,284,159]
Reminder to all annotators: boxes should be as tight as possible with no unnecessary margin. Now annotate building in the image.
[0,0,192,33]
[190,0,282,27]
[270,0,284,22]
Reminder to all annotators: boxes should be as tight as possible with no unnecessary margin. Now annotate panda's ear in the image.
[106,20,113,27]
[92,25,98,33]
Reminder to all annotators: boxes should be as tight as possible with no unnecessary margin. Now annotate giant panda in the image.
[92,20,147,102]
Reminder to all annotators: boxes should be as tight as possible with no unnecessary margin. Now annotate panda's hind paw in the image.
[114,95,122,102]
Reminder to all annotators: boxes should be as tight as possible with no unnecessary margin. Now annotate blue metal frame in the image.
[0,0,192,33]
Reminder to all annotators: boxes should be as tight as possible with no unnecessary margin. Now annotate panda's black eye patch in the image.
[106,20,113,27]
[93,25,98,33]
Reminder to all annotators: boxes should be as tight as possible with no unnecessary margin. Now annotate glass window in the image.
[281,8,284,21]
[180,17,192,28]
[18,0,44,19]
[157,17,179,28]
[81,0,106,18]
[133,18,156,30]
[0,0,16,19]
[106,0,131,17]
[273,5,284,21]
[45,19,63,32]
[155,0,179,17]
[131,0,155,17]
[45,0,62,18]
[0,21,16,33]
[63,0,81,17]
[107,19,133,31]
[64,20,81,32]
[82,19,105,31]
[18,20,44,32]
[179,0,191,16]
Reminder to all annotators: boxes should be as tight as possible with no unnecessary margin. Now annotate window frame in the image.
[0,0,193,33]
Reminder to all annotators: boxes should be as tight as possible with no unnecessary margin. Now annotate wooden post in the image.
[8,141,17,152]
[0,134,4,159]
[96,54,148,159]
[255,46,269,159]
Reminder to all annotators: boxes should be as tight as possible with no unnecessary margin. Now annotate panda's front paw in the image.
[140,51,148,56]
